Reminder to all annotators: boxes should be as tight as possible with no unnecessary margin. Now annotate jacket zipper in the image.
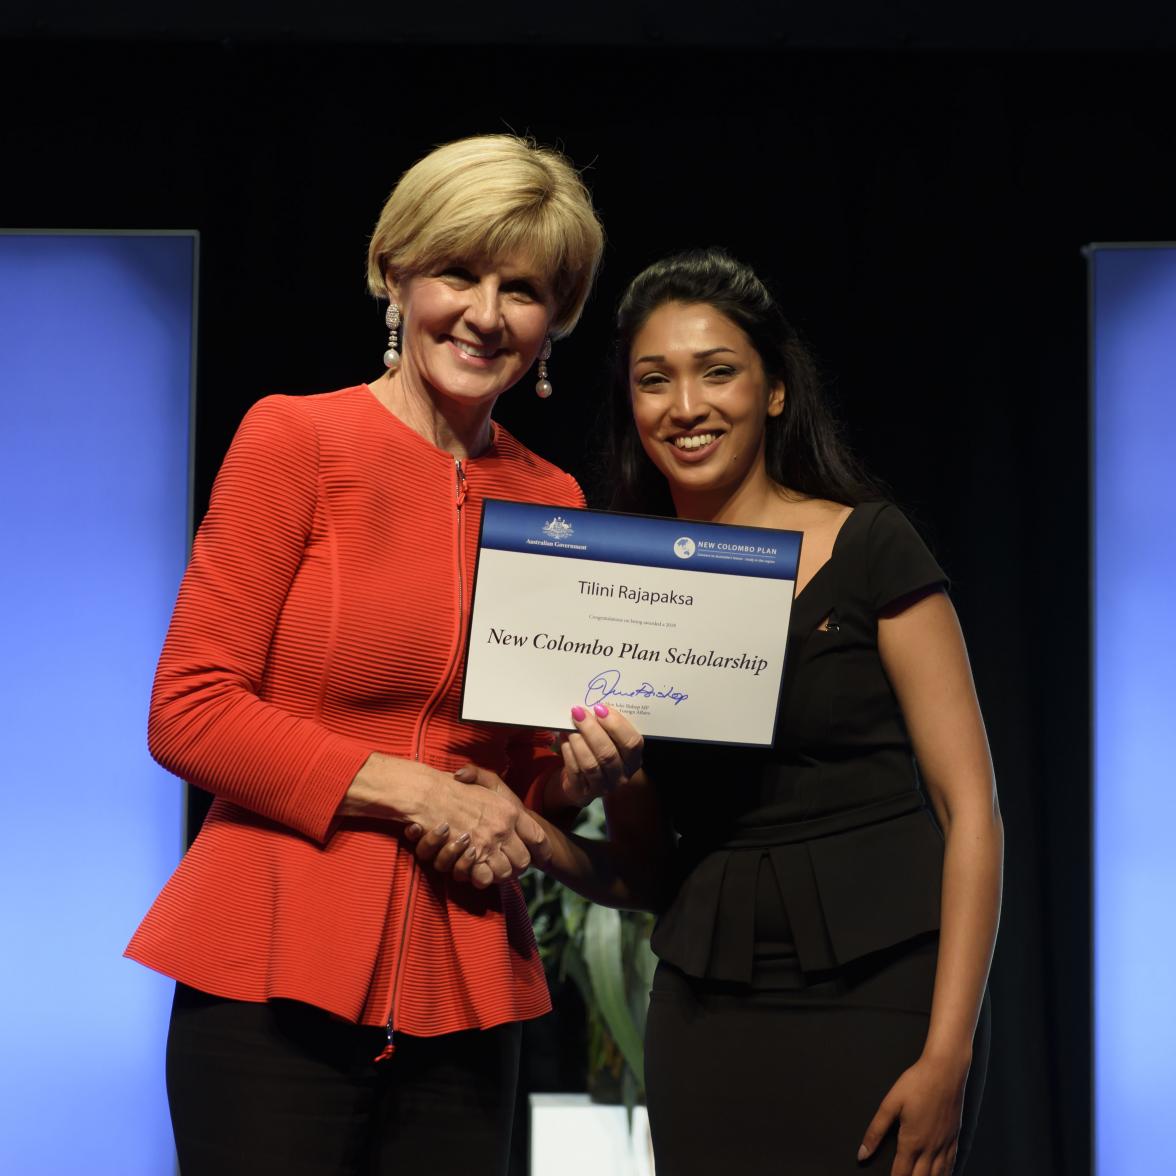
[377,457,469,1060]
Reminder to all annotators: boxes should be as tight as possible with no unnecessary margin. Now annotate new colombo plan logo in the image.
[542,516,575,540]
[674,536,696,559]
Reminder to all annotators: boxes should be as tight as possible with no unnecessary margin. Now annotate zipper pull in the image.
[455,458,468,508]
[373,1026,396,1063]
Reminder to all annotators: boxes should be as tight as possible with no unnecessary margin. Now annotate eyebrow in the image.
[447,258,547,285]
[633,347,738,364]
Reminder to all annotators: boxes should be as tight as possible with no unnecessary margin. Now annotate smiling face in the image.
[389,251,556,413]
[629,300,784,517]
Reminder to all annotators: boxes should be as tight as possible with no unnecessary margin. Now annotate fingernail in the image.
[454,765,477,782]
[456,832,471,846]
[571,705,587,721]
[593,703,609,718]
[432,823,449,837]
[463,846,477,859]
[857,1145,869,1162]
[406,824,423,838]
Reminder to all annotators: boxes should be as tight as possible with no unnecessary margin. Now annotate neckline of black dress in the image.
[789,502,877,633]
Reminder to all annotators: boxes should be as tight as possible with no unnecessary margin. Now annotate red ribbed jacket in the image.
[127,385,582,1036]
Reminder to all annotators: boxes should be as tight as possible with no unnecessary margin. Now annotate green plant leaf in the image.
[560,881,588,945]
[583,903,645,1086]
[622,1064,639,1123]
[561,942,593,1009]
[576,797,607,840]
[632,923,657,992]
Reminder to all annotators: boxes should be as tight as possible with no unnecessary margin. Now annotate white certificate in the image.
[461,501,801,746]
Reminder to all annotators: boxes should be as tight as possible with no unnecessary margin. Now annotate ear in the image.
[384,269,403,307]
[767,380,786,418]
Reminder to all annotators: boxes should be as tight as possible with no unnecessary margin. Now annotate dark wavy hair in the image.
[606,248,882,515]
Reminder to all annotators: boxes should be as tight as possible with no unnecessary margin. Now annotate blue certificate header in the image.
[480,500,801,581]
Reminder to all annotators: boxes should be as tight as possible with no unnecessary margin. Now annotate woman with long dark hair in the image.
[477,247,1002,1173]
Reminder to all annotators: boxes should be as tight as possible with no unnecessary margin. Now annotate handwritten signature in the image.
[584,669,689,707]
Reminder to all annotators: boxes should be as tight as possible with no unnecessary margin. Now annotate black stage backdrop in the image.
[6,36,1175,1175]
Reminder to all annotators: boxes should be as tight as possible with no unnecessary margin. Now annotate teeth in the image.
[673,433,718,450]
[452,339,495,359]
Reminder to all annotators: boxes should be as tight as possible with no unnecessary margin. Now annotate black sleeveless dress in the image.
[642,502,990,1174]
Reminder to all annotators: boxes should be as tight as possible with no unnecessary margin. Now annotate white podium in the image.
[529,1094,655,1176]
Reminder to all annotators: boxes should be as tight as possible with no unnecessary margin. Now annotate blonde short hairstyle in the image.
[366,135,605,338]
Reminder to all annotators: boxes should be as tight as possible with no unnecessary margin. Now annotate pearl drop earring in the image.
[535,338,553,399]
[384,303,402,372]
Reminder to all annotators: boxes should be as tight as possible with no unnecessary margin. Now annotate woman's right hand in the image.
[340,754,549,886]
[413,768,551,887]
[405,765,557,889]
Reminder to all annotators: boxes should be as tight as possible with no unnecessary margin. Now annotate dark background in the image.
[6,6,1175,1172]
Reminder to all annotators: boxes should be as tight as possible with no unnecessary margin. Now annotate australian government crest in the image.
[542,516,575,540]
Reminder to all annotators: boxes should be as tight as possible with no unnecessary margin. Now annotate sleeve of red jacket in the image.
[505,727,564,816]
[147,395,372,843]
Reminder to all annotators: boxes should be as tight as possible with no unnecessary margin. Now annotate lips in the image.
[672,432,720,451]
[664,431,724,464]
[447,336,502,362]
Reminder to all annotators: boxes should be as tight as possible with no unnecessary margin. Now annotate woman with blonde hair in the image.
[126,135,626,1176]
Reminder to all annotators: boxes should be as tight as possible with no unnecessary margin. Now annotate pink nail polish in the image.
[593,703,610,718]
[571,705,587,721]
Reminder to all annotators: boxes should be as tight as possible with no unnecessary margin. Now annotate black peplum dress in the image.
[642,502,990,1174]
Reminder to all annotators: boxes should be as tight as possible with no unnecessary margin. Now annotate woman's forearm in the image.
[922,801,1004,1063]
[338,752,436,822]
[534,814,666,911]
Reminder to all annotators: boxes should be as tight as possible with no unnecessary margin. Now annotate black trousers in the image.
[167,983,522,1176]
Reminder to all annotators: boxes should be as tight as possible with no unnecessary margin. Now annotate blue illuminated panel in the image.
[1091,244,1176,1174]
[0,233,195,1173]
